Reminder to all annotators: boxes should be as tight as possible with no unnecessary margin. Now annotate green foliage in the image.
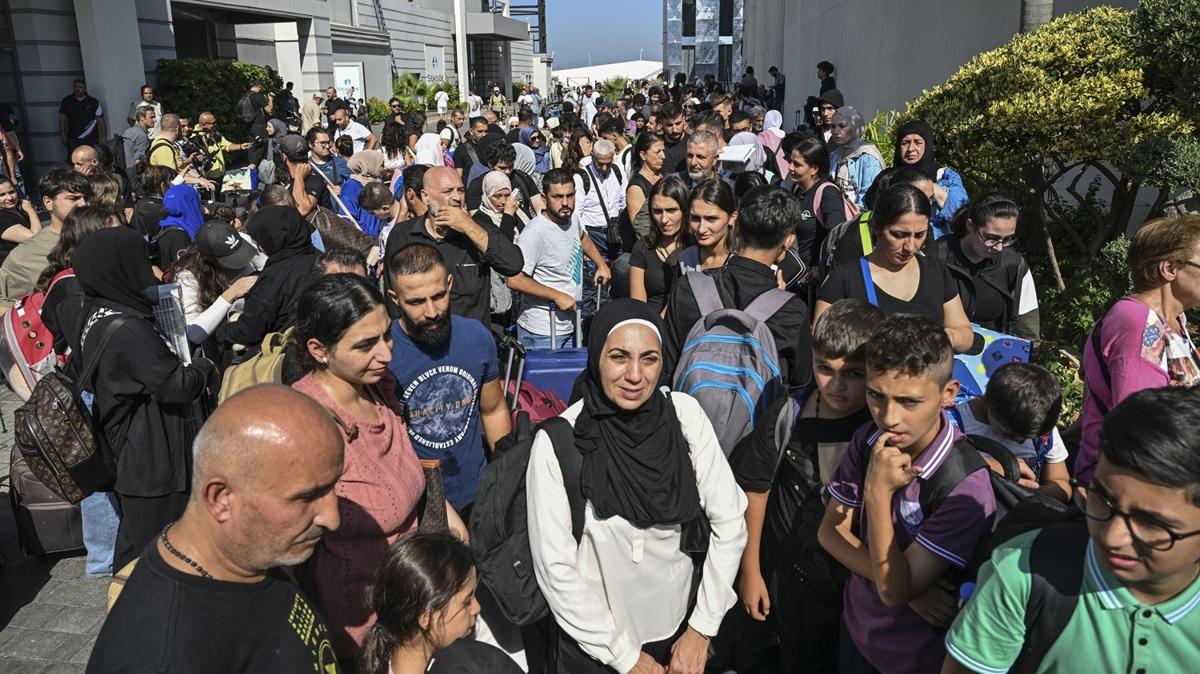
[899,8,1190,189]
[1038,235,1131,350]
[424,81,461,112]
[1135,0,1200,130]
[1032,347,1085,429]
[863,110,898,167]
[1123,135,1200,191]
[154,59,283,143]
[366,97,391,126]
[601,77,628,102]
[392,73,430,113]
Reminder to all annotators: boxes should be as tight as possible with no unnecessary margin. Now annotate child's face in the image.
[814,353,867,417]
[866,368,958,452]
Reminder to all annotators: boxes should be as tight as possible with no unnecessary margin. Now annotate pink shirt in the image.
[292,372,425,658]
[1078,297,1200,482]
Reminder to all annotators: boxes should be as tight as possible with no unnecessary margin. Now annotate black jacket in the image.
[214,252,316,347]
[41,275,85,379]
[465,169,539,216]
[932,235,1040,340]
[82,309,213,497]
[383,215,523,325]
[664,255,813,390]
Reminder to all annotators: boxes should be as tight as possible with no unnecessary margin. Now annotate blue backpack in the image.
[673,271,792,456]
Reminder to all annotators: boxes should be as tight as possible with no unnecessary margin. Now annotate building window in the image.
[683,0,696,38]
[682,45,695,80]
[331,0,356,26]
[718,44,732,84]
[719,0,733,35]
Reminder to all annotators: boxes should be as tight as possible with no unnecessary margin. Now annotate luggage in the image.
[0,268,76,400]
[501,335,567,424]
[217,328,292,404]
[521,306,588,404]
[8,450,84,556]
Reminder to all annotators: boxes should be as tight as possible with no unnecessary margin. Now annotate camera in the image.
[179,134,216,173]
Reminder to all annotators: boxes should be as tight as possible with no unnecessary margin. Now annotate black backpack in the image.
[469,414,585,626]
[236,92,256,124]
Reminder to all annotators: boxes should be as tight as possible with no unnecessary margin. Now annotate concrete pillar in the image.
[73,0,146,140]
[453,0,470,103]
[272,22,304,93]
[299,18,334,98]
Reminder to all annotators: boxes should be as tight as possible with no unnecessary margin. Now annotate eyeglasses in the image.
[975,228,1018,249]
[314,140,332,146]
[1179,260,1200,271]
[1073,480,1200,551]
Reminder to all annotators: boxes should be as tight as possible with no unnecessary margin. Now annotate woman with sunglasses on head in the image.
[931,193,1039,340]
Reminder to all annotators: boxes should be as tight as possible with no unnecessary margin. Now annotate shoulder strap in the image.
[542,417,586,542]
[772,392,805,475]
[744,287,794,324]
[859,213,873,255]
[310,163,361,230]
[859,257,879,307]
[1086,318,1111,416]
[686,271,724,317]
[587,164,612,221]
[575,168,591,194]
[918,436,990,518]
[79,316,132,391]
[1009,524,1090,674]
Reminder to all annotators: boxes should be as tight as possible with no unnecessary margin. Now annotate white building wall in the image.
[379,1,459,82]
[510,28,535,87]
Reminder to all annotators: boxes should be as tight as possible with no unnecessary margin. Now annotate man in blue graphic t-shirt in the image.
[387,242,512,512]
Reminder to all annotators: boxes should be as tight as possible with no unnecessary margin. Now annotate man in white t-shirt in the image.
[331,105,376,153]
[435,89,450,114]
[581,84,599,127]
[467,90,483,118]
[507,168,610,349]
[517,86,535,111]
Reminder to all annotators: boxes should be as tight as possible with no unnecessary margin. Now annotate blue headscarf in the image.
[160,185,204,240]
[520,126,551,174]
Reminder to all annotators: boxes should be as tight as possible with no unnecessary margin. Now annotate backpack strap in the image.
[575,168,592,195]
[1009,523,1090,674]
[917,435,991,520]
[79,316,132,393]
[772,391,806,476]
[687,270,724,317]
[743,287,794,326]
[1085,318,1112,416]
[859,257,879,307]
[541,417,586,542]
[859,213,874,256]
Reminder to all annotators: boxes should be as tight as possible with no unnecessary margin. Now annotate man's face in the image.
[141,110,158,130]
[650,92,661,105]
[820,103,837,125]
[663,114,686,142]
[593,152,614,177]
[228,430,344,569]
[332,109,350,129]
[865,368,956,453]
[310,132,333,160]
[421,171,466,215]
[178,118,191,137]
[752,112,765,133]
[451,111,465,128]
[326,87,337,100]
[470,121,488,141]
[714,101,733,121]
[72,81,86,98]
[71,150,99,176]
[43,190,87,223]
[197,114,216,134]
[731,118,752,134]
[492,161,513,176]
[545,181,576,223]
[141,87,154,102]
[388,268,453,347]
[686,141,716,180]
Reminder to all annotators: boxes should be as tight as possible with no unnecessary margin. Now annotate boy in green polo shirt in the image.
[944,386,1200,674]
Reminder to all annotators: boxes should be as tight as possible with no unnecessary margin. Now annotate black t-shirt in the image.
[248,92,269,135]
[156,227,192,270]
[59,94,102,143]
[87,543,340,674]
[662,136,688,175]
[453,142,479,177]
[629,239,674,309]
[0,208,28,267]
[290,174,331,212]
[798,182,847,268]
[818,253,957,325]
[129,196,166,241]
[732,389,871,588]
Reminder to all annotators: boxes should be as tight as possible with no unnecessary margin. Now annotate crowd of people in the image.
[0,64,1194,674]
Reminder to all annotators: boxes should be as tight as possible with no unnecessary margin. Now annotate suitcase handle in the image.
[546,304,583,349]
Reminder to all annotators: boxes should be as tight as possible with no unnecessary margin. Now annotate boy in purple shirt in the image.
[817,314,996,674]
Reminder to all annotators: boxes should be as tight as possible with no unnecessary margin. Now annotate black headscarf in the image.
[246,206,317,268]
[75,226,159,318]
[893,120,939,181]
[574,299,703,529]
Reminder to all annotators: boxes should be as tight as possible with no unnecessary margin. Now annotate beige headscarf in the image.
[476,171,512,226]
[347,149,386,179]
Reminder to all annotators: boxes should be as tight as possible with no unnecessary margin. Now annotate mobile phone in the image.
[511,188,523,203]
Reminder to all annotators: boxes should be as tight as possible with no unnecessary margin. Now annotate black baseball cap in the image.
[195,220,256,270]
[279,134,309,161]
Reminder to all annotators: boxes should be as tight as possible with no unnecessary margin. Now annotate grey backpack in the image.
[673,271,792,456]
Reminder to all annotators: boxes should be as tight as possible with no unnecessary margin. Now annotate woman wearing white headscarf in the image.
[414,132,445,167]
[727,132,769,177]
[471,170,526,315]
[757,110,789,178]
[828,106,883,208]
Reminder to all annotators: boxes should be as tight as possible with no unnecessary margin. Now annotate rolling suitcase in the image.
[521,305,589,404]
[501,339,567,424]
[8,450,84,556]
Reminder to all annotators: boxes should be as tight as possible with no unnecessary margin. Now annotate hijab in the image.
[414,133,444,167]
[728,132,767,174]
[160,185,204,240]
[520,126,551,174]
[574,299,702,529]
[75,226,159,317]
[246,205,317,268]
[833,106,867,156]
[348,149,385,178]
[476,171,510,226]
[893,119,938,181]
[761,110,785,138]
[513,142,537,177]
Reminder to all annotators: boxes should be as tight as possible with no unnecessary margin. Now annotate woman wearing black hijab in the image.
[527,298,748,674]
[214,205,319,348]
[76,227,215,571]
[892,120,969,239]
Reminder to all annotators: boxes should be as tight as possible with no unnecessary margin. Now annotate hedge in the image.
[154,58,284,143]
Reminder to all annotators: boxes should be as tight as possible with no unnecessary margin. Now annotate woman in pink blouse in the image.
[287,273,466,663]
[1079,216,1200,483]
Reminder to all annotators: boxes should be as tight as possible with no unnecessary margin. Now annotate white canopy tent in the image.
[554,59,664,87]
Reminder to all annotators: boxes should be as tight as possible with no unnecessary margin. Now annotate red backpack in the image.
[1,269,75,397]
[812,180,860,227]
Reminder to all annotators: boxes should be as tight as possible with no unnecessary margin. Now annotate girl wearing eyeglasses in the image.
[931,193,1040,341]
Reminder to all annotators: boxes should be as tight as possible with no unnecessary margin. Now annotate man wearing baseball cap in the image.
[277,134,331,217]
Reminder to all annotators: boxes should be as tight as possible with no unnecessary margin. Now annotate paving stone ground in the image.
[0,386,107,673]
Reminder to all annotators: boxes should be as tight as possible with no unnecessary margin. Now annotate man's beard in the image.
[688,168,709,181]
[402,310,451,346]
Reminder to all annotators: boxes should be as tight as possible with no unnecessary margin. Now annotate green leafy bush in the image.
[154,59,283,143]
[366,97,391,126]
[1135,0,1200,129]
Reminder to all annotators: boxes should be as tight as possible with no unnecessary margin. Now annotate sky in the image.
[545,0,663,69]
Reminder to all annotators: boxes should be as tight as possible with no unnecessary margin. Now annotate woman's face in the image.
[876,212,929,267]
[440,138,450,152]
[1169,242,1200,309]
[488,187,511,212]
[788,151,820,189]
[429,570,480,649]
[529,132,544,148]
[0,181,18,210]
[965,215,1018,260]
[899,134,926,165]
[642,141,665,173]
[650,194,684,239]
[830,115,853,146]
[598,323,663,411]
[689,198,735,249]
[635,117,646,132]
[308,304,393,386]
